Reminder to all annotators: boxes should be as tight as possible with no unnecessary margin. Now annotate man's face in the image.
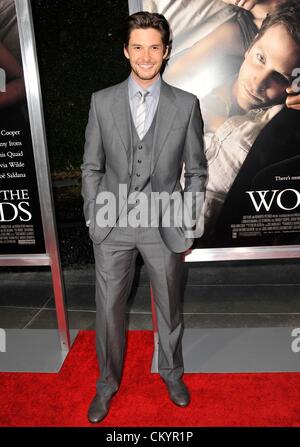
[124,27,168,87]
[235,24,300,111]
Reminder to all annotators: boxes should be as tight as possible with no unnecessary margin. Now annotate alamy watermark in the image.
[291,68,300,93]
[0,68,6,93]
[0,328,6,353]
[94,184,205,238]
[291,328,300,353]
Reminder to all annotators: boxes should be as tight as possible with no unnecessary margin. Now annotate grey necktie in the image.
[135,91,149,139]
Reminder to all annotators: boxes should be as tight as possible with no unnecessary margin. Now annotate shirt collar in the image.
[128,74,161,100]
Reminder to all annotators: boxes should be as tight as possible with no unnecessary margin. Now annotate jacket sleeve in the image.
[183,97,207,234]
[81,93,106,222]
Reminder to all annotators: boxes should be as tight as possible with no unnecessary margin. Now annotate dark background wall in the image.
[31,0,130,172]
[29,0,131,264]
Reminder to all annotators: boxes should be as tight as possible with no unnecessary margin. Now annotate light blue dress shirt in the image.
[128,75,161,137]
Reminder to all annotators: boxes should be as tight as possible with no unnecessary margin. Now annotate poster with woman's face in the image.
[0,0,44,254]
[129,0,300,252]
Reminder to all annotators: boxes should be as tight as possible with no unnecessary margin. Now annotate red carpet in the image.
[0,330,300,427]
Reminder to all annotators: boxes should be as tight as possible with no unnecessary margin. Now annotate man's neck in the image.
[130,72,160,90]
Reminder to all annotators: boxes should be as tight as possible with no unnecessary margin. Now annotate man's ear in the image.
[124,44,129,60]
[163,45,170,59]
[163,45,169,59]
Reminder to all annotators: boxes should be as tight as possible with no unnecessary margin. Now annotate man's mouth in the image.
[139,64,154,69]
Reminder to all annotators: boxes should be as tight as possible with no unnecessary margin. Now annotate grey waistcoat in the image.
[127,111,157,221]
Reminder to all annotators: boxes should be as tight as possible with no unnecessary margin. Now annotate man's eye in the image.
[256,53,265,63]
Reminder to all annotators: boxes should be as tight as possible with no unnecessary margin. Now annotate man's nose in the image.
[253,71,269,94]
[142,49,151,61]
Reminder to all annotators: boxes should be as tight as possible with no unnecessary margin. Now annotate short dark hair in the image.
[254,2,300,48]
[123,11,170,49]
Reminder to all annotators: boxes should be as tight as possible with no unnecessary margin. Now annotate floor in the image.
[1,258,300,331]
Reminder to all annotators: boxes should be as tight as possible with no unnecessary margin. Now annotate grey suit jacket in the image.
[81,78,206,253]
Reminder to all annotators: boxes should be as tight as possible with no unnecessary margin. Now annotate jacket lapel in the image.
[151,80,177,173]
[111,80,133,175]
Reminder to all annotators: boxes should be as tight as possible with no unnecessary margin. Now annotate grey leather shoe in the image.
[163,378,190,407]
[87,393,112,424]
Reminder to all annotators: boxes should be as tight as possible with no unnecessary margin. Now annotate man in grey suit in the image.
[81,11,206,423]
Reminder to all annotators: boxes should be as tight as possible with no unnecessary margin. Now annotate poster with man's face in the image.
[129,0,300,251]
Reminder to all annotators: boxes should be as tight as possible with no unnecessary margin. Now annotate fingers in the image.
[222,1,244,6]
[286,103,300,110]
[223,0,257,10]
[286,91,300,109]
[286,86,295,95]
[238,0,258,10]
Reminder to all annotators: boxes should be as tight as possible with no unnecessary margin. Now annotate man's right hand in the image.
[286,86,300,111]
[222,0,258,10]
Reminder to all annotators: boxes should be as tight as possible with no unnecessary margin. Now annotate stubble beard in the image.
[131,65,161,83]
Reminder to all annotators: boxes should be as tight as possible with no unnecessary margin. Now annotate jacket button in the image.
[138,145,143,150]
[136,173,140,177]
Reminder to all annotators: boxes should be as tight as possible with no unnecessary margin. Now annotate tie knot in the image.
[138,90,149,103]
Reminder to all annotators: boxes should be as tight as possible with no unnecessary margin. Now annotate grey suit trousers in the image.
[93,225,184,397]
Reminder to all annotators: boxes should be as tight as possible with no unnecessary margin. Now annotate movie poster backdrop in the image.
[130,0,300,252]
[0,0,44,254]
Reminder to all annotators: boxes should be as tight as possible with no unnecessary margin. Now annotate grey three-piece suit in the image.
[81,78,206,397]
